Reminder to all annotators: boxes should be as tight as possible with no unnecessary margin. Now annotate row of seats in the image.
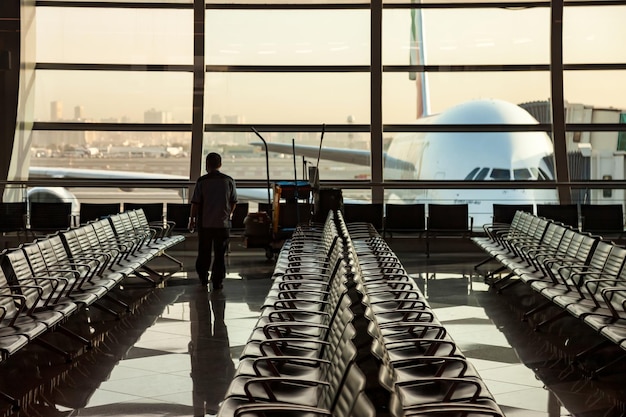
[496,203,625,239]
[344,202,625,238]
[80,202,251,234]
[2,201,623,239]
[345,220,504,417]
[0,209,185,411]
[472,210,626,378]
[216,210,504,417]
[0,201,205,238]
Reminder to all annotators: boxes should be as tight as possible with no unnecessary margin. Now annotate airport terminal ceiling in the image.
[4,0,626,227]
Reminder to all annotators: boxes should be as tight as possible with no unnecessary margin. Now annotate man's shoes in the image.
[212,282,223,290]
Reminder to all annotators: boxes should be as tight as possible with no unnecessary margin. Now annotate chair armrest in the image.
[243,376,329,402]
[251,355,331,377]
[258,337,329,357]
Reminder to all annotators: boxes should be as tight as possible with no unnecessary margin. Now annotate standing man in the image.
[189,152,237,290]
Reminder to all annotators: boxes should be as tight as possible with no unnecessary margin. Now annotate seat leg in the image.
[534,309,569,331]
[484,265,507,281]
[522,300,553,321]
[484,269,511,287]
[57,324,93,349]
[91,301,122,319]
[590,351,626,379]
[0,389,19,411]
[103,293,131,313]
[474,255,495,270]
[161,251,184,268]
[134,266,161,286]
[495,273,521,293]
[33,338,73,363]
[573,339,612,365]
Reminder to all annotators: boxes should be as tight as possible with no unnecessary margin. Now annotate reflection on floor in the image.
[1,245,626,417]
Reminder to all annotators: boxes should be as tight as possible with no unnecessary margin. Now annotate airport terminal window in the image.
[204,72,370,125]
[34,71,193,123]
[382,8,550,67]
[563,70,626,120]
[22,0,626,209]
[40,0,192,3]
[563,5,626,65]
[29,131,192,178]
[207,0,363,3]
[382,72,552,122]
[201,132,369,182]
[382,0,541,3]
[205,9,369,66]
[36,7,192,65]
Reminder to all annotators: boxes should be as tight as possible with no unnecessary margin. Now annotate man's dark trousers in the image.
[196,227,229,287]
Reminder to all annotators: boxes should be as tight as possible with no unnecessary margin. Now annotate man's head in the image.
[206,152,222,172]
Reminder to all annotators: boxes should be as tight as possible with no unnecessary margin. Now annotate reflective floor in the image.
[2,240,626,417]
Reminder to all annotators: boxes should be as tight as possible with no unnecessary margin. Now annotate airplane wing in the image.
[253,142,370,166]
[251,142,415,172]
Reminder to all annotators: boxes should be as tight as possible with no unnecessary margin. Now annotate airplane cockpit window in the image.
[514,168,533,180]
[467,168,543,181]
[464,167,480,180]
[474,168,490,180]
[490,168,511,180]
[530,167,551,180]
[537,168,551,180]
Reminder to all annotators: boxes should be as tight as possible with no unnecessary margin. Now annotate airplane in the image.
[251,98,558,228]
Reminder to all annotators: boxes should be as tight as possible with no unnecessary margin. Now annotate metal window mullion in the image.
[189,0,205,197]
[550,0,570,204]
[371,0,383,204]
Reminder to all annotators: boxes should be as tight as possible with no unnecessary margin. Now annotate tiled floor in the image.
[2,240,626,417]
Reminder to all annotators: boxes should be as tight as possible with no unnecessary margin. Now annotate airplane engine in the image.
[27,187,80,216]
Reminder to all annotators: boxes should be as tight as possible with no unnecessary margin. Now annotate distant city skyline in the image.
[44,99,244,126]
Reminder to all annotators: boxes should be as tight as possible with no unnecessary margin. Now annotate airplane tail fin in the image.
[409,1,430,118]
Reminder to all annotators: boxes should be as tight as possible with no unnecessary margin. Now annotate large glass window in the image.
[383,8,550,67]
[37,7,193,65]
[34,71,193,123]
[563,5,626,65]
[208,0,365,4]
[563,70,626,116]
[39,0,193,4]
[382,71,552,122]
[206,9,369,66]
[29,131,192,177]
[21,0,626,218]
[205,72,370,125]
[201,131,368,181]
